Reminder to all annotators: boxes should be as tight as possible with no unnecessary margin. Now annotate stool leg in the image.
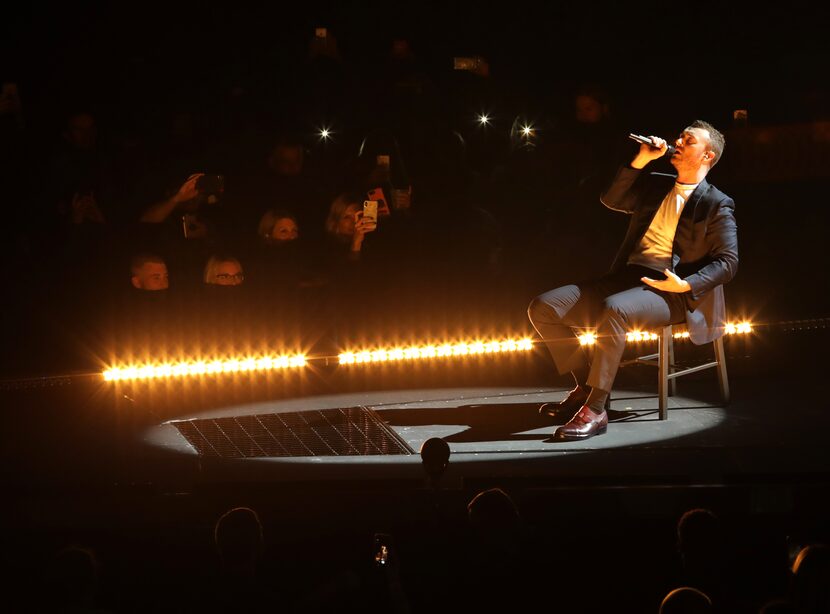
[658,327,670,420]
[668,329,677,397]
[714,335,730,405]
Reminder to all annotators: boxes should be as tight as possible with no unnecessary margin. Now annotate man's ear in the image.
[131,275,141,289]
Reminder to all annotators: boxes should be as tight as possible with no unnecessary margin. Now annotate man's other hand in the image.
[641,268,691,293]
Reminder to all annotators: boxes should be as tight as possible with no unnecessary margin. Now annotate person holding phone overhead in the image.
[323,193,377,262]
[527,120,738,441]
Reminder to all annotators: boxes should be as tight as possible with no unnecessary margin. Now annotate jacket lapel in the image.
[681,178,710,222]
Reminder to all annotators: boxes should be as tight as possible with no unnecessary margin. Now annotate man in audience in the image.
[130,253,169,291]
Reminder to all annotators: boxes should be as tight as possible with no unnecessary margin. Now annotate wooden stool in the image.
[620,325,730,420]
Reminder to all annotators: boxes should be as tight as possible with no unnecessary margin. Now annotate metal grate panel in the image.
[171,406,413,458]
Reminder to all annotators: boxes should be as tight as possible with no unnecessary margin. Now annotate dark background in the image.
[3,1,828,131]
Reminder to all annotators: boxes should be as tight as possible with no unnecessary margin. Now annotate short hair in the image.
[203,255,242,284]
[213,506,264,563]
[325,193,361,236]
[677,507,722,556]
[258,209,298,241]
[687,119,725,168]
[659,586,712,613]
[130,253,165,276]
[467,487,521,531]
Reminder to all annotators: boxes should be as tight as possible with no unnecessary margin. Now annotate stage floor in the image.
[130,376,827,491]
[3,328,829,503]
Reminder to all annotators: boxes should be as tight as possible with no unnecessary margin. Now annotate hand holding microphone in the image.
[629,133,676,157]
[628,133,675,169]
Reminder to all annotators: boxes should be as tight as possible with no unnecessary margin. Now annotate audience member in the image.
[674,508,735,611]
[131,253,169,291]
[790,543,830,613]
[249,209,322,298]
[449,487,538,611]
[198,506,277,612]
[322,192,378,264]
[258,209,300,244]
[203,255,244,287]
[659,586,713,613]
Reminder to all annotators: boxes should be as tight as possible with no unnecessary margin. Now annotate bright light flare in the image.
[626,331,660,343]
[318,126,333,141]
[521,124,534,137]
[578,332,597,346]
[102,354,307,382]
[338,337,534,365]
[725,321,753,335]
[477,114,491,126]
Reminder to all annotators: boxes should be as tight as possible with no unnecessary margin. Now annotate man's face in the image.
[132,262,169,291]
[271,217,298,242]
[212,261,244,286]
[670,128,713,172]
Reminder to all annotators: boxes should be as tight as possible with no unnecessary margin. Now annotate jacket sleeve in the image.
[684,197,739,300]
[600,165,644,213]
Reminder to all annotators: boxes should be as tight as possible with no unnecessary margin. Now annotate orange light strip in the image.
[101,322,754,380]
[338,337,535,365]
[579,321,753,346]
[102,355,307,382]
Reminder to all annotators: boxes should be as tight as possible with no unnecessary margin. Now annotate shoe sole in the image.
[553,425,607,441]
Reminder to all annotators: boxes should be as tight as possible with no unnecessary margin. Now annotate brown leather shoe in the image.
[539,385,590,417]
[554,405,608,441]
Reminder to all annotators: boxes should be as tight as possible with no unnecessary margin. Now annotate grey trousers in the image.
[527,265,687,392]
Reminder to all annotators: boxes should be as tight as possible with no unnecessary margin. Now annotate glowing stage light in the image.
[725,321,753,335]
[101,323,752,381]
[578,332,597,346]
[626,331,660,343]
[577,321,754,347]
[337,337,535,365]
[102,354,307,382]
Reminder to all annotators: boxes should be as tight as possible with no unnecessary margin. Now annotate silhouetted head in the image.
[659,586,712,613]
[677,508,723,568]
[214,506,264,573]
[791,543,830,613]
[467,487,520,539]
[419,437,450,480]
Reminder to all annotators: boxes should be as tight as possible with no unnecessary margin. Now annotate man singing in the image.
[528,120,738,441]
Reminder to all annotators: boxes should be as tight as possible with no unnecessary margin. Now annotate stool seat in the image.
[619,325,730,420]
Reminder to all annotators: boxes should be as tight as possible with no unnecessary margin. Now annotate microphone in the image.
[629,133,676,157]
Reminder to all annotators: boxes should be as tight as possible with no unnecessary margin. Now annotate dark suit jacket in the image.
[601,166,739,344]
